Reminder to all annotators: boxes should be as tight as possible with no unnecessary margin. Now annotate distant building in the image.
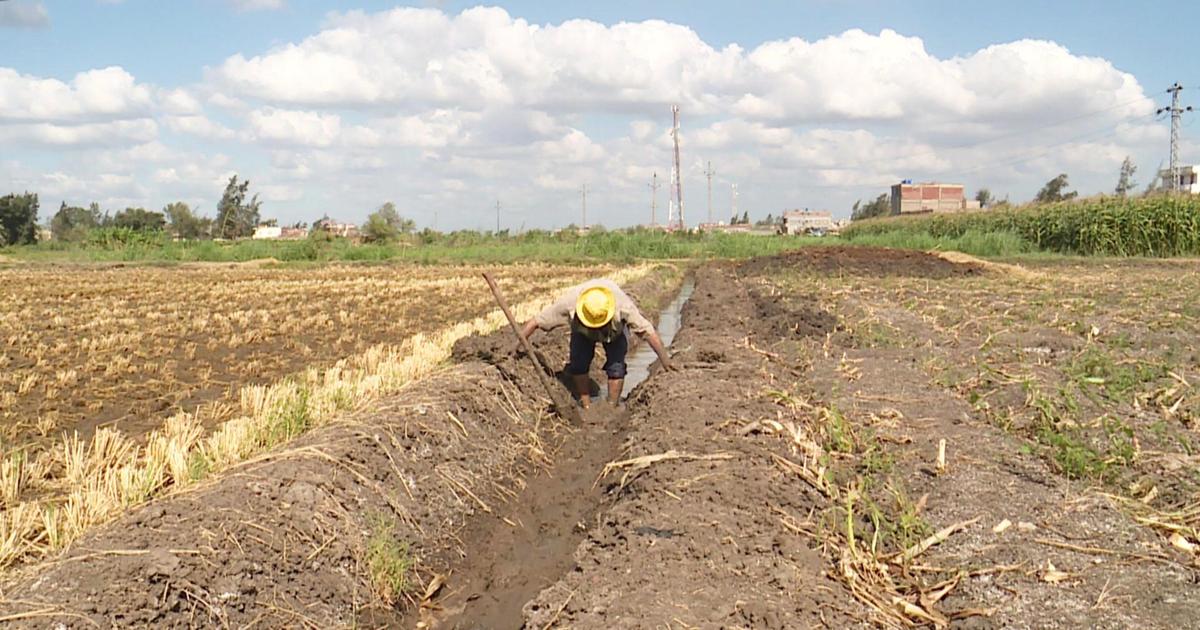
[890,181,979,215]
[252,225,282,240]
[1157,166,1200,194]
[314,219,361,239]
[781,210,834,235]
[279,227,308,240]
[698,222,753,234]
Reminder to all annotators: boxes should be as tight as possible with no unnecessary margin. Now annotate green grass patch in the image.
[1068,346,1167,401]
[843,228,1037,257]
[365,512,412,605]
[1,229,827,264]
[823,405,858,454]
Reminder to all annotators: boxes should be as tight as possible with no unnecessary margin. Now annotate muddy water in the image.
[433,279,694,630]
[621,276,695,399]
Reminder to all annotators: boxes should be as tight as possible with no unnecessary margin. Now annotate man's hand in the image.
[645,332,679,373]
[511,319,539,357]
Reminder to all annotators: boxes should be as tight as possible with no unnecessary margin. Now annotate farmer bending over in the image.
[520,279,675,408]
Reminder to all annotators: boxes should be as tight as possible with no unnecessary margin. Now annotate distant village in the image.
[247,180,992,241]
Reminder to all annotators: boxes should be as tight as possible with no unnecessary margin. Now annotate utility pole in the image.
[580,184,588,228]
[495,200,501,233]
[671,105,684,230]
[704,161,715,224]
[649,172,659,226]
[1157,84,1194,192]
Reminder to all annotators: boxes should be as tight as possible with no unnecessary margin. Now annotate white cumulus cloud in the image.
[248,107,342,147]
[2,6,1170,228]
[0,66,156,122]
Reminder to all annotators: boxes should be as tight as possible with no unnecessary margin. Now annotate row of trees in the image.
[49,177,261,243]
[0,193,40,246]
[2,174,425,248]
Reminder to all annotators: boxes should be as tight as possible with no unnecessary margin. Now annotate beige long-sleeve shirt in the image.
[533,279,655,336]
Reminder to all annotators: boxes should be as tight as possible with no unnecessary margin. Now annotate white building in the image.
[252,225,282,240]
[1157,165,1200,194]
[781,210,834,235]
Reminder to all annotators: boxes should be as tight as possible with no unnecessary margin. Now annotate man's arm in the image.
[519,318,539,341]
[615,289,677,371]
[642,329,676,371]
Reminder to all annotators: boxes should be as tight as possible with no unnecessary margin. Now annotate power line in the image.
[580,184,588,228]
[649,172,659,226]
[836,95,1154,174]
[730,183,738,222]
[703,161,715,224]
[811,110,1159,183]
[955,113,1157,175]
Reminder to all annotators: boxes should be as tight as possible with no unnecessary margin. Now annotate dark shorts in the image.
[567,329,628,379]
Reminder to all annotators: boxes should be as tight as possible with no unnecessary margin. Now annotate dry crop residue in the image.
[0,263,604,444]
[0,262,618,571]
[488,247,1197,628]
[4,250,1198,628]
[0,267,679,628]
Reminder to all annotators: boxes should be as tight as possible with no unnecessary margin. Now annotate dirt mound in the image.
[0,361,561,628]
[741,244,984,278]
[933,250,1045,280]
[10,253,1192,628]
[0,267,686,628]
[517,255,1196,629]
[521,263,864,628]
[748,285,839,340]
[232,257,282,268]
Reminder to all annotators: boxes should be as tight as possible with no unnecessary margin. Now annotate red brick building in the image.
[890,182,977,215]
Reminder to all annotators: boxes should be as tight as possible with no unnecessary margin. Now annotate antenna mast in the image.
[671,105,684,230]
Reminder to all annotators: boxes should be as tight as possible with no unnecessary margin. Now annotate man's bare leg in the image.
[573,373,591,408]
[607,378,623,406]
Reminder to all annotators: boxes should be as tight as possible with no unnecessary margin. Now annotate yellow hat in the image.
[576,286,616,328]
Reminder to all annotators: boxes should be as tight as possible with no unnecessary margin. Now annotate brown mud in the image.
[4,249,1198,629]
[427,272,680,629]
[0,269,679,629]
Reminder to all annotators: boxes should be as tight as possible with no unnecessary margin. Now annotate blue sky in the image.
[1,1,1196,229]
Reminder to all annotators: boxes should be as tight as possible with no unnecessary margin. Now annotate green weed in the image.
[365,512,411,605]
[1036,422,1105,480]
[823,406,857,454]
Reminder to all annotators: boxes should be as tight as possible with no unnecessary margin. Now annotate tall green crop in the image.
[842,195,1200,257]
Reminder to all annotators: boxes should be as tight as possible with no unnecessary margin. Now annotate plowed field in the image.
[3,249,1199,629]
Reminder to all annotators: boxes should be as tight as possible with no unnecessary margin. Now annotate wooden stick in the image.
[483,273,582,424]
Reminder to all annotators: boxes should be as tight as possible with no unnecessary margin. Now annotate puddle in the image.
[622,276,695,398]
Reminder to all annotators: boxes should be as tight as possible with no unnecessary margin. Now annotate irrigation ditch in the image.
[2,248,1198,629]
